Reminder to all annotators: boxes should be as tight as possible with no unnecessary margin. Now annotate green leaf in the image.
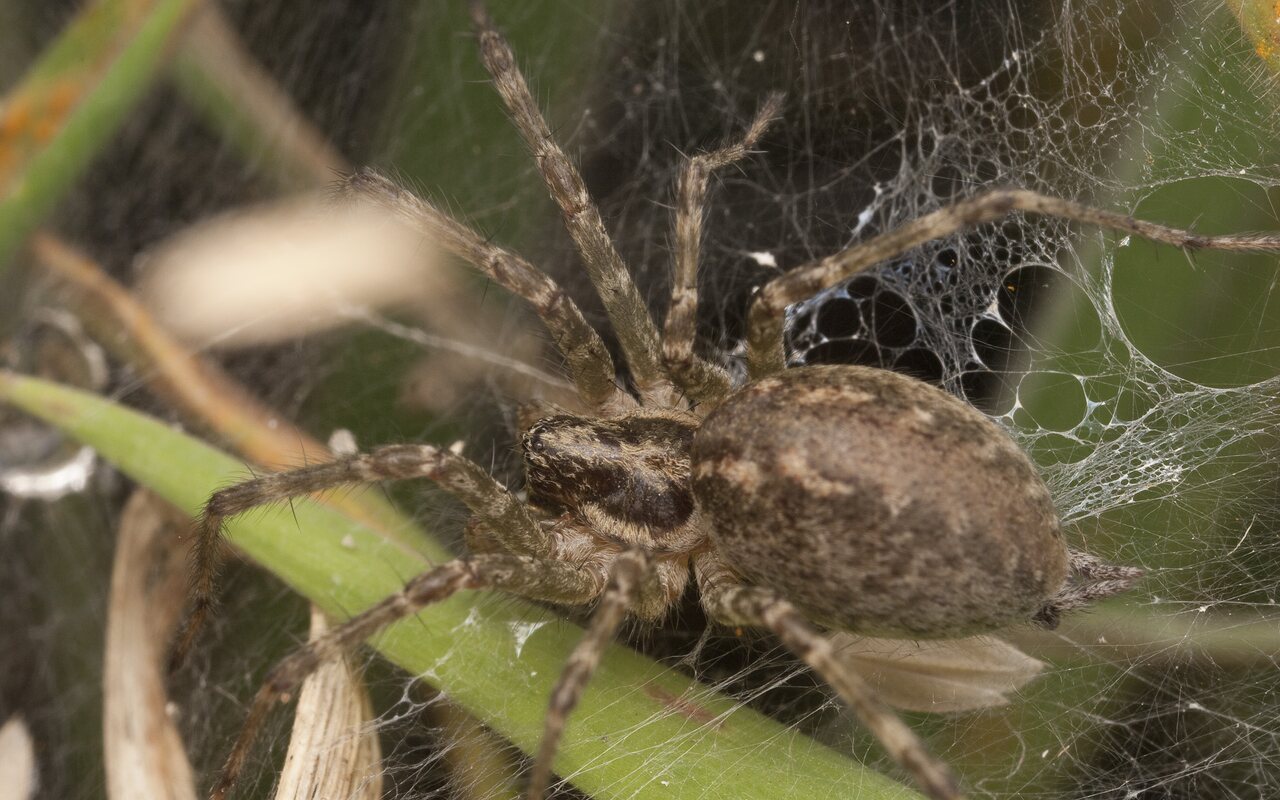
[0,0,201,271]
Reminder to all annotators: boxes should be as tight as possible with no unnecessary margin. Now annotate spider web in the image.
[2,1,1278,799]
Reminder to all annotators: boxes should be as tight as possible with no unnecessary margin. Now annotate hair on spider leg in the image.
[168,4,1280,800]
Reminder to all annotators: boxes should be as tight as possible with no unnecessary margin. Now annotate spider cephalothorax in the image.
[171,5,1280,800]
[521,409,700,551]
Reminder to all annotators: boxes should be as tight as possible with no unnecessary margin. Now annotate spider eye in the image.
[525,432,546,454]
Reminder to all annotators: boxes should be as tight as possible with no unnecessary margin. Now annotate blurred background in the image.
[1,1,1279,798]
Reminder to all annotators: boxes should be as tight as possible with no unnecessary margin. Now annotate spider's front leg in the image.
[694,552,966,800]
[208,553,605,800]
[470,2,677,406]
[744,189,1280,377]
[662,92,784,408]
[171,444,549,669]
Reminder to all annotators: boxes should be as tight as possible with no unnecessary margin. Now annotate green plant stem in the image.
[1011,604,1280,669]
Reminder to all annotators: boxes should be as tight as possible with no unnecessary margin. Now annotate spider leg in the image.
[663,93,785,408]
[1033,549,1144,628]
[341,169,633,415]
[745,188,1280,377]
[694,552,965,800]
[208,553,604,800]
[171,444,547,670]
[527,549,651,800]
[469,3,676,406]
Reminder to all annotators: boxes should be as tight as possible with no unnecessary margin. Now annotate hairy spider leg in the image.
[171,444,549,670]
[470,2,677,406]
[745,188,1280,377]
[341,169,634,416]
[695,552,966,800]
[662,92,785,408]
[527,549,651,800]
[208,554,605,800]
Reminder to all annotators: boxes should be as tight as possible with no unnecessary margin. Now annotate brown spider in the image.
[171,4,1280,800]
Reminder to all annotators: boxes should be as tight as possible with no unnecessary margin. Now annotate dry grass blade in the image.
[832,634,1045,713]
[273,608,382,800]
[31,232,332,473]
[1009,605,1280,669]
[175,5,348,189]
[103,490,196,800]
[171,11,572,414]
[31,231,421,546]
[136,198,441,348]
[0,716,37,800]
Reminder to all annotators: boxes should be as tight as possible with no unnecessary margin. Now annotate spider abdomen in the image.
[691,364,1069,638]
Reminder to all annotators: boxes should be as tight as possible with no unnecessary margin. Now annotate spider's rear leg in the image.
[662,93,784,409]
[171,444,549,670]
[470,3,676,406]
[694,552,966,800]
[209,553,605,800]
[744,189,1280,377]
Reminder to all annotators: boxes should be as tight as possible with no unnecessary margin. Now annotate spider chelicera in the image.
[171,4,1280,799]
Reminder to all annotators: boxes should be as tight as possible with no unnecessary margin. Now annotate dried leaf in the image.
[103,491,196,800]
[273,608,382,800]
[138,198,440,348]
[0,716,37,800]
[832,633,1045,713]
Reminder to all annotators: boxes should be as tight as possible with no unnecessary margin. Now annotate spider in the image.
[171,4,1280,800]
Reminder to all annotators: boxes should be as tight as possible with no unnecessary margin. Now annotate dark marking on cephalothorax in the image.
[523,409,697,534]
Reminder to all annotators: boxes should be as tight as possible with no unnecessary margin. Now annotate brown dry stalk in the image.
[180,5,349,188]
[273,607,382,800]
[103,490,197,800]
[31,232,333,472]
[0,716,37,800]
